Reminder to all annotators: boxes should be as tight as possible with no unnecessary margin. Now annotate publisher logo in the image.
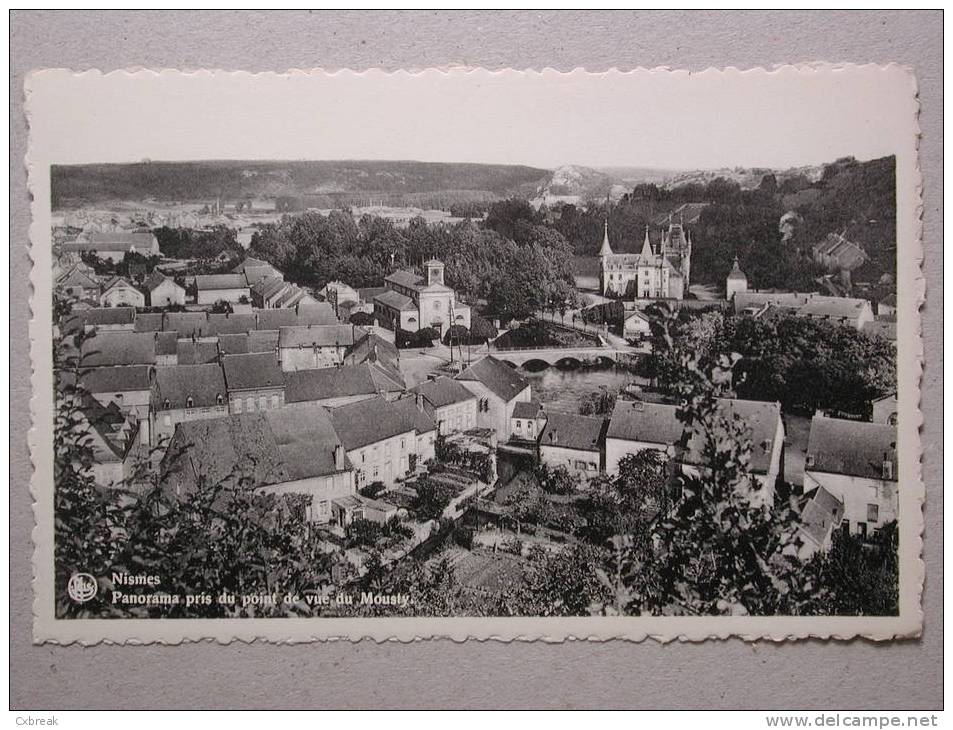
[67,573,98,603]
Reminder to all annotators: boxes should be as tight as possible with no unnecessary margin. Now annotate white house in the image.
[144,271,186,307]
[538,410,606,479]
[100,276,145,308]
[455,355,531,440]
[411,376,478,436]
[803,415,898,541]
[511,400,545,442]
[150,363,229,446]
[161,406,356,525]
[622,308,652,339]
[222,352,286,414]
[278,324,355,371]
[328,395,436,489]
[195,274,250,305]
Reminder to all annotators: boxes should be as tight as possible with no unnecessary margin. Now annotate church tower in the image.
[726,256,748,300]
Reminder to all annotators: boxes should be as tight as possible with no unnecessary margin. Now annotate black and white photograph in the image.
[27,65,922,642]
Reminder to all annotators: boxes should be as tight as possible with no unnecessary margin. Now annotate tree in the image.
[579,386,618,416]
[594,307,815,616]
[411,478,453,522]
[515,544,613,616]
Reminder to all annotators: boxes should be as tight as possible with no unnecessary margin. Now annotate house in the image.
[160,405,355,524]
[862,318,898,346]
[144,271,186,307]
[797,486,846,558]
[150,363,229,446]
[99,276,145,308]
[328,395,436,489]
[606,397,785,505]
[175,340,219,365]
[374,259,471,336]
[252,277,293,309]
[390,394,439,464]
[538,411,606,478]
[622,307,652,339]
[206,312,258,337]
[733,291,814,317]
[796,296,875,331]
[278,324,355,371]
[60,230,160,264]
[344,331,405,390]
[78,364,154,442]
[79,331,158,368]
[331,494,401,530]
[411,376,478,435]
[812,232,869,283]
[871,393,898,425]
[455,355,531,440]
[878,292,897,317]
[284,363,403,410]
[318,281,360,310]
[511,400,545,442]
[74,394,144,490]
[56,264,100,301]
[232,257,283,287]
[222,352,286,414]
[803,415,898,540]
[195,274,250,305]
[66,307,136,334]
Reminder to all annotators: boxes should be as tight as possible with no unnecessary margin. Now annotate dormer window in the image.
[216,393,224,406]
[186,396,194,408]
[163,398,171,410]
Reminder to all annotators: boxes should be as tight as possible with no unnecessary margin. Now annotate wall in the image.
[280,345,346,371]
[605,437,668,475]
[197,287,250,304]
[260,470,356,524]
[151,280,185,307]
[229,387,285,414]
[102,287,145,307]
[539,443,600,478]
[429,399,478,435]
[803,470,898,536]
[460,380,531,440]
[348,429,418,489]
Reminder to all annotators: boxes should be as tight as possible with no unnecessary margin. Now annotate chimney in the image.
[415,393,425,412]
[882,451,894,480]
[333,444,345,471]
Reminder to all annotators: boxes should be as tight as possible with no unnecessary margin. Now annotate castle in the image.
[598,215,692,300]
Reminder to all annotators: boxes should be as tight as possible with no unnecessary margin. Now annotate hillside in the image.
[51,160,551,210]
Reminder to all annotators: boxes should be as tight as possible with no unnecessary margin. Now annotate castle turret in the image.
[598,219,613,257]
[726,256,748,300]
[640,226,653,258]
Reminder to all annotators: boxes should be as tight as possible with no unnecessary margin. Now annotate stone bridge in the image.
[486,344,643,369]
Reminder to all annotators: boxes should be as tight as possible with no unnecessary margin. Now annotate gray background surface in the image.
[9,10,943,710]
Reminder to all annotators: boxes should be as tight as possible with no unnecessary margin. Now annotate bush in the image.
[395,326,439,349]
[359,481,386,499]
[442,324,470,346]
[346,519,382,548]
[452,526,475,550]
[349,311,376,326]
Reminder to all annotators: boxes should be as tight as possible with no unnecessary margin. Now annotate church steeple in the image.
[640,226,653,258]
[598,217,613,256]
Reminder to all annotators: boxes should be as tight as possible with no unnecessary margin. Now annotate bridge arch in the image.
[521,358,551,372]
[554,356,584,369]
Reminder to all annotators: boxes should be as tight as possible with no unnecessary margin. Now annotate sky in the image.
[27,66,917,171]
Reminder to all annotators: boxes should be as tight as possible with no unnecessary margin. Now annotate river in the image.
[521,365,649,413]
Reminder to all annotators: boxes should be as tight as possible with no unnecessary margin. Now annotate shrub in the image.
[359,481,387,499]
[349,311,376,326]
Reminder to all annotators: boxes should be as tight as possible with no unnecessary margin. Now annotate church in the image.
[373,259,471,336]
[598,216,692,300]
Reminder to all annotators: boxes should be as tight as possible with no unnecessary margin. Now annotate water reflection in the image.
[521,365,648,413]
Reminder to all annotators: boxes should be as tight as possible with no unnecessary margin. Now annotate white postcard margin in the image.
[26,65,925,644]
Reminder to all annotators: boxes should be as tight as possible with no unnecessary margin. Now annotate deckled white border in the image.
[27,65,924,644]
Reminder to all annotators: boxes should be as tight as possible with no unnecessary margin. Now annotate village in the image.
[52,189,900,609]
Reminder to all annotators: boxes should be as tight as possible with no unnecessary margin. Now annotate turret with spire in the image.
[598,192,613,257]
[726,255,748,300]
[640,226,653,258]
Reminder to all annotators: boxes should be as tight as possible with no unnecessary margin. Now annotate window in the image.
[867,504,879,522]
[234,399,242,413]
[434,301,441,310]
[246,397,254,411]
[574,460,587,470]
[258,396,266,411]
[516,420,522,428]
[271,395,279,408]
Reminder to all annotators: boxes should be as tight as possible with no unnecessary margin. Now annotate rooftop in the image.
[539,411,605,453]
[278,324,355,349]
[222,352,284,391]
[412,376,477,409]
[328,395,427,450]
[283,364,379,404]
[806,415,898,481]
[456,356,530,402]
[152,363,226,410]
[195,274,249,291]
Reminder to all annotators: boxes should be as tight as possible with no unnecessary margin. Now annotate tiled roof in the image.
[153,363,226,410]
[195,274,248,291]
[266,404,351,479]
[81,364,153,393]
[683,399,782,475]
[606,400,685,446]
[512,400,543,419]
[218,333,250,355]
[133,313,165,332]
[175,340,219,365]
[257,304,338,329]
[207,313,257,336]
[456,356,529,402]
[222,352,284,391]
[328,395,422,451]
[143,270,178,292]
[411,377,476,409]
[284,365,379,404]
[539,411,605,453]
[806,415,898,481]
[247,330,279,353]
[797,296,871,320]
[71,307,136,328]
[733,291,813,315]
[384,269,424,291]
[154,331,179,357]
[101,276,137,294]
[374,289,417,311]
[390,395,437,435]
[279,324,355,348]
[162,312,211,338]
[799,486,845,546]
[231,257,271,272]
[57,268,99,289]
[80,331,157,367]
[357,286,388,302]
